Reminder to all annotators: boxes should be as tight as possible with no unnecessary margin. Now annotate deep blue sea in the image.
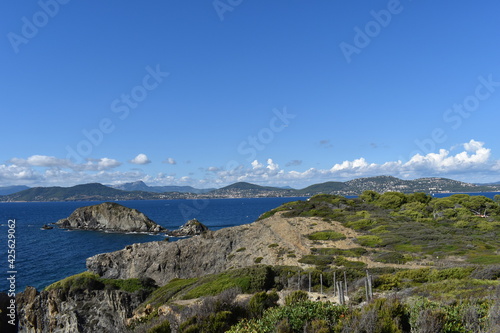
[432,192,500,199]
[0,197,306,293]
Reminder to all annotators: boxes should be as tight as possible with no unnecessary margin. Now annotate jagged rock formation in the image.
[55,202,166,233]
[168,218,209,237]
[86,212,319,286]
[15,286,146,333]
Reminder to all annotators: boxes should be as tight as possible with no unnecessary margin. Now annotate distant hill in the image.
[111,181,214,194]
[209,182,295,197]
[0,183,160,202]
[297,176,499,196]
[1,176,499,202]
[0,185,30,195]
[295,181,346,195]
[476,181,500,186]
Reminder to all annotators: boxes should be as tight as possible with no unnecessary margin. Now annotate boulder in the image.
[169,219,209,237]
[55,202,166,233]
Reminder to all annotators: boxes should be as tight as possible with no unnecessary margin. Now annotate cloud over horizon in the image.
[0,140,499,188]
[129,154,151,165]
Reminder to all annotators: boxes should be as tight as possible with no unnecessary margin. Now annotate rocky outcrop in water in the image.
[15,286,147,333]
[168,218,209,237]
[55,202,166,233]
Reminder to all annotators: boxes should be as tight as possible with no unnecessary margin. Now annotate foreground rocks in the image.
[15,287,146,333]
[55,202,166,233]
[86,213,317,286]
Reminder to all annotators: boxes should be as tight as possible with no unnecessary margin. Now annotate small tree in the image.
[359,190,380,203]
[376,192,407,210]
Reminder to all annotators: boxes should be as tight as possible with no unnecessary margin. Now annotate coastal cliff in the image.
[55,202,166,233]
[16,286,147,333]
[86,213,321,285]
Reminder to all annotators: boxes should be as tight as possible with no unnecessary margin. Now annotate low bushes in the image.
[44,271,156,294]
[307,231,346,241]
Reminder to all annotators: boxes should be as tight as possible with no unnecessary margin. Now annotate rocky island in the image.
[55,202,166,233]
[168,218,209,237]
[54,202,211,238]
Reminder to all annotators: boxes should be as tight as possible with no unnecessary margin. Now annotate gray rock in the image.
[86,213,310,286]
[16,286,146,333]
[55,202,166,233]
[169,218,209,237]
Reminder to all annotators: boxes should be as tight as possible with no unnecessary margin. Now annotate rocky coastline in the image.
[53,202,209,238]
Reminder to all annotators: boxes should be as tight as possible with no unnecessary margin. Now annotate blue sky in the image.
[1,0,500,188]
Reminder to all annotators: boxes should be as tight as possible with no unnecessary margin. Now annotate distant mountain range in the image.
[476,181,500,186]
[1,176,499,202]
[111,181,214,194]
[1,183,160,202]
[0,185,30,195]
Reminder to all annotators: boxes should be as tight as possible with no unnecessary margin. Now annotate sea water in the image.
[0,197,306,292]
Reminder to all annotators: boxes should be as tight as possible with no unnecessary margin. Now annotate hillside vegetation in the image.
[17,192,500,332]
[123,192,500,331]
[262,191,500,266]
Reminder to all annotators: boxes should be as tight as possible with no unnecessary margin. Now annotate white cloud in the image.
[163,157,177,165]
[8,155,70,168]
[198,140,500,187]
[78,158,122,171]
[129,153,151,165]
[266,158,279,171]
[0,164,39,182]
[1,140,499,188]
[6,155,121,172]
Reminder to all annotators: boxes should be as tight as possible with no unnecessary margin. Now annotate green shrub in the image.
[344,297,410,333]
[333,256,367,268]
[100,277,145,293]
[143,278,199,308]
[182,266,275,299]
[376,192,407,209]
[346,218,375,230]
[248,291,279,318]
[284,290,309,306]
[471,265,500,280]
[373,252,407,264]
[356,235,383,247]
[312,247,367,257]
[469,255,500,265]
[298,255,334,266]
[228,300,348,332]
[254,257,263,264]
[236,247,246,252]
[45,271,158,296]
[307,231,346,241]
[148,319,171,333]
